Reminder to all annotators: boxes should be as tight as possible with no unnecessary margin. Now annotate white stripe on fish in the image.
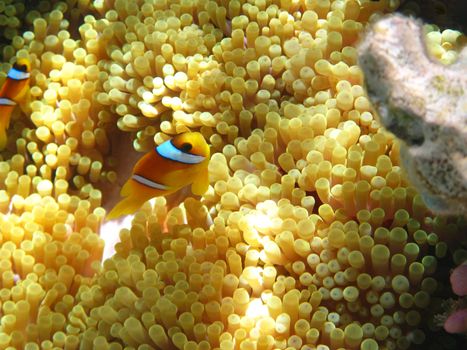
[132,174,170,190]
[157,140,206,164]
[0,98,16,106]
[7,68,30,81]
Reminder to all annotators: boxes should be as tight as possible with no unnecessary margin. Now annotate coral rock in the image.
[358,14,467,215]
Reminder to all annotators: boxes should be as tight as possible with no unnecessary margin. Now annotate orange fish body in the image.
[0,57,31,150]
[106,132,210,220]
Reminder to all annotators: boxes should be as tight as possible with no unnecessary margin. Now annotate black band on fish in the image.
[132,174,169,190]
[0,98,16,106]
[7,68,30,81]
[13,63,28,72]
[156,140,206,164]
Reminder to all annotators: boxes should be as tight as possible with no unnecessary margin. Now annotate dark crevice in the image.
[396,0,466,33]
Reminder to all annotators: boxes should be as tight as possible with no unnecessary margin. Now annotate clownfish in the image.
[0,57,31,150]
[106,132,210,220]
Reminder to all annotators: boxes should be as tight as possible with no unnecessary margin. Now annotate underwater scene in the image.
[0,0,466,349]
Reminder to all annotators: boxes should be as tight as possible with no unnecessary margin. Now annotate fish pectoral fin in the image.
[0,126,7,151]
[0,106,14,151]
[18,88,31,114]
[191,166,209,196]
[120,178,133,197]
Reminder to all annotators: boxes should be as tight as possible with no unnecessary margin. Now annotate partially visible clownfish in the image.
[106,132,210,220]
[0,57,31,150]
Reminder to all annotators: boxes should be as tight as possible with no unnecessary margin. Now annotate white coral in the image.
[358,14,467,215]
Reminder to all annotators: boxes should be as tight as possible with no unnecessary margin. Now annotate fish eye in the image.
[180,143,192,152]
[13,63,27,72]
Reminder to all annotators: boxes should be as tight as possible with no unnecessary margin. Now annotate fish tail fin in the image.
[105,196,145,221]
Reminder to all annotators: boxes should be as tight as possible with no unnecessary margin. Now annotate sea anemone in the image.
[0,1,466,350]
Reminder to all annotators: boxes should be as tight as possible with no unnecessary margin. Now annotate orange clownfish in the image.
[106,132,210,220]
[0,57,31,150]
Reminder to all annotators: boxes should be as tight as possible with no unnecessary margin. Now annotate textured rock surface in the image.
[358,14,467,215]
